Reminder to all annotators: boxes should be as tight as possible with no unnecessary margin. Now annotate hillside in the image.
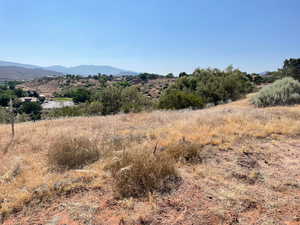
[0,96,300,225]
[0,66,62,81]
[17,76,176,98]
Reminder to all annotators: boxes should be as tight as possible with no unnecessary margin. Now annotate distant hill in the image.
[44,65,138,76]
[0,60,138,80]
[259,71,270,76]
[0,66,62,81]
[0,60,39,69]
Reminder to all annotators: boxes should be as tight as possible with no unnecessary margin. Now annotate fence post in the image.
[9,98,15,138]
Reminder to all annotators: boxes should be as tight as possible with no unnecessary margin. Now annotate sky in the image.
[0,0,299,75]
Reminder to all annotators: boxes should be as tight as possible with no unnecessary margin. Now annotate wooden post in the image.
[9,98,15,138]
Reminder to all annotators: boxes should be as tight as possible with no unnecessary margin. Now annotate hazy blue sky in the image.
[0,0,299,74]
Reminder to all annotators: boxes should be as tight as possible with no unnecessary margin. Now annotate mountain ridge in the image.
[44,64,138,75]
[0,66,63,81]
[0,60,138,80]
[0,60,40,69]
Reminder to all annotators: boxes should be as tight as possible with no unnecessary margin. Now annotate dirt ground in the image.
[1,97,300,225]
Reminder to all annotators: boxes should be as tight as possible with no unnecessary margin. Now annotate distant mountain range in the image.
[0,60,138,81]
[44,65,137,76]
[0,66,63,81]
[259,71,270,76]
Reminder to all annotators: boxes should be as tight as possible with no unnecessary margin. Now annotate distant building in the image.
[20,97,38,102]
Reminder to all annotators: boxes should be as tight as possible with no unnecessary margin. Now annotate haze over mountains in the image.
[0,60,138,80]
[44,65,137,76]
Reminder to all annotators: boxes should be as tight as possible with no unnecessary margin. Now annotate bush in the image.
[251,77,300,107]
[0,107,9,123]
[95,86,154,115]
[48,136,100,170]
[0,93,10,106]
[45,105,84,119]
[194,67,253,104]
[121,87,153,113]
[107,149,179,197]
[19,102,42,120]
[99,86,123,115]
[72,88,91,103]
[159,90,204,110]
[84,101,103,115]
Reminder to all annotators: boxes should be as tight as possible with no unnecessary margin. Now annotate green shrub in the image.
[107,149,179,197]
[159,90,204,110]
[0,93,10,107]
[16,113,31,123]
[94,86,154,115]
[72,88,91,103]
[0,107,9,123]
[19,102,42,120]
[45,105,84,119]
[48,136,100,170]
[121,87,153,113]
[251,77,300,107]
[61,88,91,103]
[99,86,123,115]
[83,101,103,115]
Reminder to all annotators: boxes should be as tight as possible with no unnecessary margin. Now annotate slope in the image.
[0,96,300,225]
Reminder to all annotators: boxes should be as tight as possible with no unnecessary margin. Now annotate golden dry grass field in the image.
[0,96,300,225]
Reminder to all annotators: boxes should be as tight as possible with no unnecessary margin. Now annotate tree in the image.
[166,73,174,78]
[282,58,300,81]
[19,102,42,121]
[0,93,10,106]
[159,90,204,110]
[100,86,123,115]
[72,88,91,103]
[14,88,25,97]
[98,75,108,87]
[7,81,17,90]
[121,87,152,113]
[179,72,188,77]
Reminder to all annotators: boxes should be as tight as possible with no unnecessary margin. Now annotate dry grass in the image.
[165,141,204,163]
[47,135,100,170]
[106,148,179,197]
[0,96,300,222]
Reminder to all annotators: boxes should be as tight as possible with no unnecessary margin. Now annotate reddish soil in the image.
[3,137,300,225]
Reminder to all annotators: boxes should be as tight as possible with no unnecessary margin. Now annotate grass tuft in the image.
[47,135,100,170]
[165,141,204,163]
[106,149,179,198]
